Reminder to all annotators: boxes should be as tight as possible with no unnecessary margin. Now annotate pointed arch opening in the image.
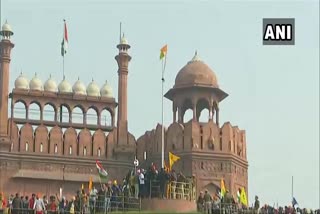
[43,103,56,121]
[13,101,27,119]
[69,146,72,155]
[182,99,193,123]
[58,105,70,123]
[197,98,210,123]
[25,141,29,152]
[72,106,84,124]
[97,147,101,157]
[100,108,112,126]
[29,102,41,120]
[86,108,98,125]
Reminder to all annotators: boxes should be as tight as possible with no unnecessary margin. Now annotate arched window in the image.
[25,142,29,152]
[97,147,101,157]
[54,144,58,154]
[40,143,43,152]
[83,147,87,156]
[201,162,204,169]
[69,146,72,155]
[143,151,147,160]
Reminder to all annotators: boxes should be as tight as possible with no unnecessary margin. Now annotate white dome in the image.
[0,21,14,37]
[100,81,113,98]
[120,36,128,45]
[29,73,43,91]
[44,75,57,92]
[86,79,100,97]
[58,77,72,93]
[14,73,29,90]
[2,22,12,32]
[72,78,86,95]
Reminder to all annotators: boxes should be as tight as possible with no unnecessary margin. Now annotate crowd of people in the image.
[196,192,320,214]
[1,163,318,214]
[0,163,196,214]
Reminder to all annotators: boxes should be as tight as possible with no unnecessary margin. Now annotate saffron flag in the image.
[88,176,93,192]
[160,44,167,60]
[240,187,248,206]
[61,20,68,57]
[169,151,180,170]
[96,160,108,181]
[220,178,226,198]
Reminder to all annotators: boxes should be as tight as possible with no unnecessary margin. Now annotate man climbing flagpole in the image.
[160,44,168,168]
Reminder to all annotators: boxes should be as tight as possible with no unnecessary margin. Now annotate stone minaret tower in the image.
[0,21,14,151]
[115,34,131,146]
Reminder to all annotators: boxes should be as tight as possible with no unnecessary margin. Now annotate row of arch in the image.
[10,123,115,158]
[173,98,220,124]
[13,101,113,126]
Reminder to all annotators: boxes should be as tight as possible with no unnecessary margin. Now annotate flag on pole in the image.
[292,197,298,207]
[240,187,248,206]
[169,151,180,170]
[160,44,167,60]
[96,160,108,181]
[88,176,93,192]
[237,188,241,202]
[220,178,226,198]
[61,20,68,57]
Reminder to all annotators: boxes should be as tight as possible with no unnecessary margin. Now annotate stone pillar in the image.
[173,104,177,123]
[178,107,183,123]
[83,112,87,125]
[0,39,14,146]
[216,106,219,127]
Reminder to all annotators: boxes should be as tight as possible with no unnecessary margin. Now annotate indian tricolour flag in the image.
[61,20,68,57]
[96,160,108,182]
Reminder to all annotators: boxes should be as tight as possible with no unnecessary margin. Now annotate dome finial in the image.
[189,50,201,63]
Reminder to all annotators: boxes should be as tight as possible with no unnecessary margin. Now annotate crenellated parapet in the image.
[9,120,113,159]
[136,121,247,164]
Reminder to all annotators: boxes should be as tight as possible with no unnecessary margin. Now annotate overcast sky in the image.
[2,0,319,209]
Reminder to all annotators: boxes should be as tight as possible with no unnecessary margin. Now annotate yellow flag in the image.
[169,151,180,170]
[160,44,168,60]
[240,187,248,206]
[88,176,93,192]
[220,178,226,198]
[81,183,84,190]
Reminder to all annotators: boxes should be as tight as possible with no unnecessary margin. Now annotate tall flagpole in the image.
[291,176,293,201]
[0,0,2,26]
[161,54,167,169]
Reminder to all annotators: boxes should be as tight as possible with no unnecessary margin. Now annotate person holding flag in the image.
[96,160,108,185]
